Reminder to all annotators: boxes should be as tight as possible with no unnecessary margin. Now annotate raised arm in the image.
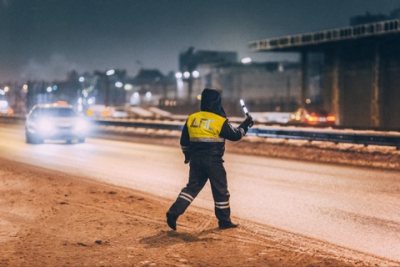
[219,116,253,141]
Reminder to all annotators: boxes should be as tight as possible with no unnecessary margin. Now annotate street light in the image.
[124,84,133,90]
[192,71,200,78]
[130,92,140,105]
[175,70,200,103]
[175,72,182,79]
[145,91,152,104]
[115,81,123,88]
[241,57,252,64]
[106,69,115,76]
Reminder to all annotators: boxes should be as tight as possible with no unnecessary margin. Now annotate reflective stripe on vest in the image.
[190,137,225,142]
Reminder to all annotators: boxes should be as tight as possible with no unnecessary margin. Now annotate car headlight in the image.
[37,118,55,134]
[75,118,88,132]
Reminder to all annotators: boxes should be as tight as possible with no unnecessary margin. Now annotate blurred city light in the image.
[115,81,123,88]
[23,84,28,92]
[87,97,95,105]
[53,85,58,91]
[0,89,5,95]
[79,77,85,82]
[124,84,133,90]
[77,97,83,112]
[46,87,52,93]
[175,72,182,79]
[241,57,252,64]
[106,69,115,76]
[183,71,190,79]
[146,92,152,99]
[278,63,284,72]
[4,86,9,92]
[192,70,200,78]
[176,78,184,95]
[0,100,8,108]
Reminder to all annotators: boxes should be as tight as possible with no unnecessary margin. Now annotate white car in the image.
[25,103,89,144]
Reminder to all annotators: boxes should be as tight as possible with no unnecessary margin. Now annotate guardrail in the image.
[92,118,400,149]
[1,115,400,149]
[246,127,400,149]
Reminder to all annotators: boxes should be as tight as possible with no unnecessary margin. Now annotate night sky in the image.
[1,0,399,82]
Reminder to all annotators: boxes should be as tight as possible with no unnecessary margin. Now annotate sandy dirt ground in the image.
[0,157,392,267]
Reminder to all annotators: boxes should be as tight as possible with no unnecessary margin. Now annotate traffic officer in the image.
[166,88,254,230]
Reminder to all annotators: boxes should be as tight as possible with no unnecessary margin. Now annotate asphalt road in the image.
[1,124,399,263]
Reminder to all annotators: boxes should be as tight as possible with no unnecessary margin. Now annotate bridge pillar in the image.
[323,48,342,125]
[331,49,341,125]
[370,44,381,127]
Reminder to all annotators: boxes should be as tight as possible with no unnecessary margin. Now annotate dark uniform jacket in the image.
[180,88,249,159]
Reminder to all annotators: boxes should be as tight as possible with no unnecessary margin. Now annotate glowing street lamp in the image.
[106,69,115,76]
[124,84,133,90]
[241,57,252,64]
[192,71,200,78]
[115,81,123,88]
[175,72,182,79]
[175,70,201,103]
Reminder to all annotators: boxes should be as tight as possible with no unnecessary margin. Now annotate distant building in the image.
[177,47,238,103]
[125,69,175,106]
[26,71,83,111]
[170,47,324,115]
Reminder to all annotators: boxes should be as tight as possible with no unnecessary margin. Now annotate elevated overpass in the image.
[249,19,400,128]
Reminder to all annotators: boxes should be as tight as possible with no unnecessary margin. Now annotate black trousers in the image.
[168,155,231,222]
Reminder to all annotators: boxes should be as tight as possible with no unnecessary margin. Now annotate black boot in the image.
[166,212,178,230]
[218,220,238,229]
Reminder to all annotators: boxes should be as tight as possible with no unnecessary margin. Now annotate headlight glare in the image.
[75,118,88,132]
[37,119,55,134]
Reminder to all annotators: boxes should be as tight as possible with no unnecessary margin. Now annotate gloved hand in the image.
[184,152,190,164]
[241,115,254,129]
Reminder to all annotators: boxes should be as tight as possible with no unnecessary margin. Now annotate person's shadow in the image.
[139,229,218,248]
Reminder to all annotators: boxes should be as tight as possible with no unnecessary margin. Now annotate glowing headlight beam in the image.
[37,119,55,134]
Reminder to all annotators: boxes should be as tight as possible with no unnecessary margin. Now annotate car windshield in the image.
[39,107,76,117]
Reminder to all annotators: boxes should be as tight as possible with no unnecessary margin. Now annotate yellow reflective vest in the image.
[186,111,227,142]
